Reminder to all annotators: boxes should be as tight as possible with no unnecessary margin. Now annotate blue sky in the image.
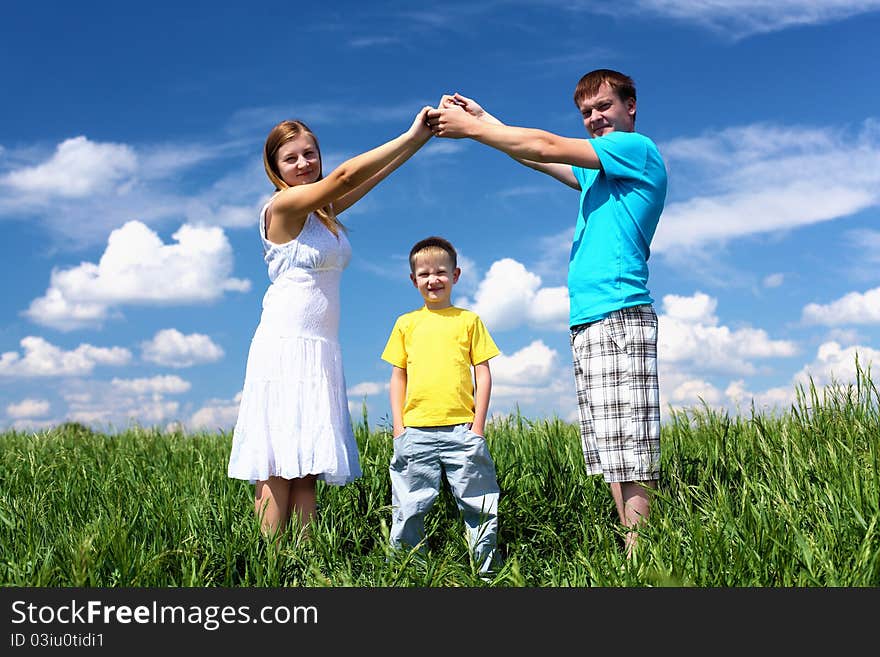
[2,0,880,433]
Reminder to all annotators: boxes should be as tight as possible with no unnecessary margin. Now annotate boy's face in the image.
[410,251,460,310]
[577,81,636,138]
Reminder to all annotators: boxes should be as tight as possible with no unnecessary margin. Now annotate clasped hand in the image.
[425,93,486,138]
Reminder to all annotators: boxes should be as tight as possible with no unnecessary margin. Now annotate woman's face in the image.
[276,133,321,186]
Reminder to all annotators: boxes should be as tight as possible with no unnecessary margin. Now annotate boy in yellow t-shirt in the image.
[380,236,501,574]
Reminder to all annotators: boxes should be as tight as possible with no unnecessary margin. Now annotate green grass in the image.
[1,366,878,587]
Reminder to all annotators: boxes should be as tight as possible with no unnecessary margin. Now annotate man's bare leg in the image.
[618,480,657,558]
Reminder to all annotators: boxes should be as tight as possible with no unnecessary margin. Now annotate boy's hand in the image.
[393,424,406,439]
[468,422,485,437]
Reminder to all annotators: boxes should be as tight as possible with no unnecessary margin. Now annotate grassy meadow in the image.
[1,368,878,587]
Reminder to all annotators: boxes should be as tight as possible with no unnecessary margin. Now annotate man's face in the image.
[577,82,636,138]
[410,252,460,309]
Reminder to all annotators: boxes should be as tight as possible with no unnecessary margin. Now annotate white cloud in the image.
[802,287,880,325]
[137,142,228,178]
[495,185,553,199]
[842,229,880,283]
[67,409,114,426]
[111,375,191,395]
[658,368,726,421]
[662,291,718,324]
[492,340,560,384]
[25,221,251,330]
[422,140,468,157]
[825,328,864,345]
[629,0,880,39]
[129,400,181,425]
[655,122,880,253]
[792,341,879,388]
[0,136,266,249]
[58,377,192,430]
[454,253,481,296]
[183,200,257,229]
[530,287,571,327]
[8,418,57,431]
[722,341,878,415]
[659,292,797,375]
[532,227,574,283]
[6,398,50,419]
[654,362,729,420]
[348,381,388,397]
[229,100,433,136]
[23,289,112,330]
[845,228,880,267]
[490,340,573,407]
[141,329,225,367]
[657,185,872,252]
[63,392,92,405]
[188,392,242,431]
[349,36,402,48]
[458,258,569,332]
[763,273,785,288]
[2,136,137,198]
[391,0,880,42]
[181,162,269,229]
[348,398,377,422]
[0,336,131,377]
[725,379,794,414]
[668,377,724,406]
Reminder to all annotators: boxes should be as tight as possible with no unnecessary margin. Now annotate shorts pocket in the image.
[602,310,628,354]
[390,428,410,469]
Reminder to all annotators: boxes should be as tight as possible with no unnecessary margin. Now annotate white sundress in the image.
[227,203,362,485]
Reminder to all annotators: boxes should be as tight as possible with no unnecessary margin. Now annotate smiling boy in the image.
[380,236,501,574]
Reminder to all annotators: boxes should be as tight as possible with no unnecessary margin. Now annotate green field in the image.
[2,368,878,587]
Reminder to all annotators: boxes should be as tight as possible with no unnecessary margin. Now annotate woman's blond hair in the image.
[263,119,345,237]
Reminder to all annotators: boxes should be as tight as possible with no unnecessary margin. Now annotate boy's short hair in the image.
[409,236,458,272]
[573,69,636,106]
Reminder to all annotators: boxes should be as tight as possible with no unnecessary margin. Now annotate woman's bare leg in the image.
[254,477,292,539]
[288,475,318,540]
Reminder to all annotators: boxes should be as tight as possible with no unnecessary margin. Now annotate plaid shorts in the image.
[570,304,660,483]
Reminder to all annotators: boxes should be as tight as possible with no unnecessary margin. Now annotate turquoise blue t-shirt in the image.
[569,131,667,326]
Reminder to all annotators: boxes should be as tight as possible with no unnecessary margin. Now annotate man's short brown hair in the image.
[573,69,636,107]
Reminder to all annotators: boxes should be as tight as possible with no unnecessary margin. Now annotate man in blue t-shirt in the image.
[427,69,667,558]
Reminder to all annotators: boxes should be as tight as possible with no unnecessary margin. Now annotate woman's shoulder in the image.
[259,195,277,241]
[262,192,313,246]
[261,191,281,213]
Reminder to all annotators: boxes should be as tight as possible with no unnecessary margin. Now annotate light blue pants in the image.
[389,424,500,573]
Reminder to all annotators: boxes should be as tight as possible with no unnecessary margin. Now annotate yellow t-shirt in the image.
[380,306,500,427]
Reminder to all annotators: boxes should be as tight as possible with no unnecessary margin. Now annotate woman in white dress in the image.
[228,107,433,540]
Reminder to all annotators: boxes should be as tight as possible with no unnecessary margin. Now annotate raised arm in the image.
[471,360,492,437]
[333,109,434,215]
[389,365,408,438]
[428,99,601,175]
[273,106,433,230]
[441,94,580,191]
